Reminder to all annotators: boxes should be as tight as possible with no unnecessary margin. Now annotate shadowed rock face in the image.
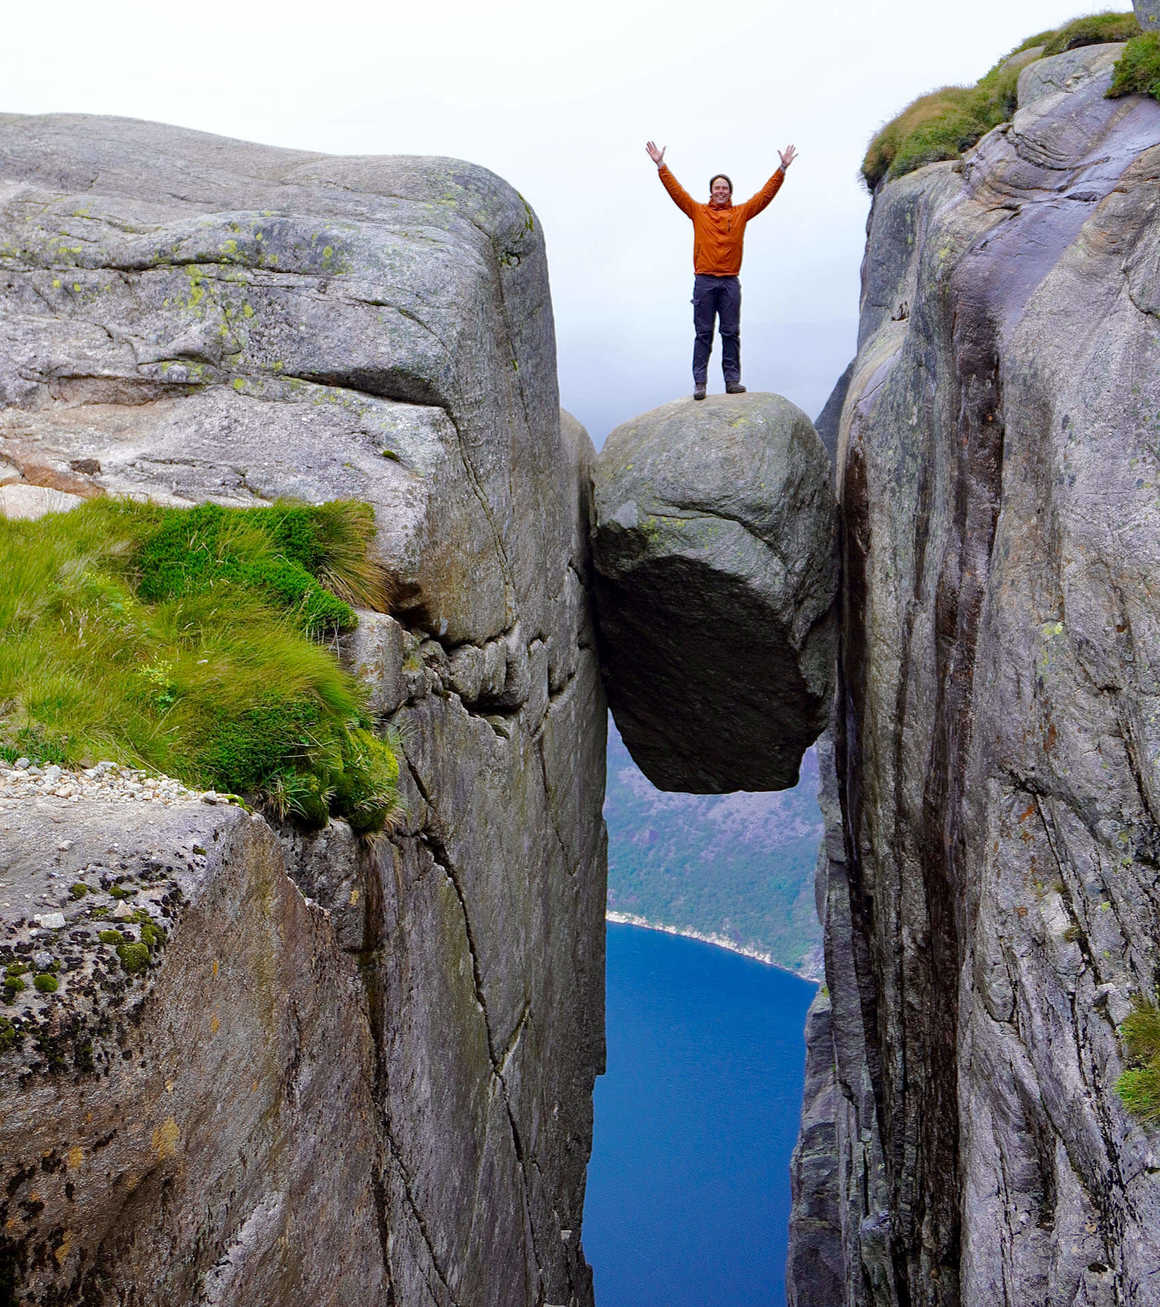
[0,116,605,1307]
[591,392,838,793]
[788,45,1160,1307]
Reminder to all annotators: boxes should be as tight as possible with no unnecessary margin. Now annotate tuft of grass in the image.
[33,974,59,994]
[1042,10,1139,55]
[1115,997,1160,1122]
[0,498,402,833]
[863,12,1140,189]
[1108,31,1160,100]
[134,500,386,638]
[0,726,69,766]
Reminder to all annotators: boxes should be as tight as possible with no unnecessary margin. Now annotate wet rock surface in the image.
[591,392,837,793]
[0,117,606,1307]
[788,44,1160,1307]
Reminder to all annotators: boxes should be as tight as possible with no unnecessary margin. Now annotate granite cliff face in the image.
[0,117,605,1307]
[790,40,1160,1307]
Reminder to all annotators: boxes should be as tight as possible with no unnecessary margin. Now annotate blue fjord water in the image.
[584,922,817,1307]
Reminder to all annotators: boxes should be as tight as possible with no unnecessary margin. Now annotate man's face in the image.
[710,177,732,207]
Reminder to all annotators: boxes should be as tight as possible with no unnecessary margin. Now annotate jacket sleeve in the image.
[738,167,785,221]
[657,164,697,219]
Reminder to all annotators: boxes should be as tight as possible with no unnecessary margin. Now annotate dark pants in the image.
[692,274,741,385]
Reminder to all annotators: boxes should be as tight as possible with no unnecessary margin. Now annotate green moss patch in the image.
[1116,997,1160,1122]
[116,941,151,975]
[863,11,1140,189]
[139,920,167,952]
[0,498,401,833]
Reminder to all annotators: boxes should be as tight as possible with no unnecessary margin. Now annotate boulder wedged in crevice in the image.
[591,391,838,793]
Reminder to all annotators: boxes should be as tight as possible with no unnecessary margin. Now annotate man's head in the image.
[709,174,733,207]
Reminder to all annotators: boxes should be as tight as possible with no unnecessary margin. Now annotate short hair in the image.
[709,173,733,194]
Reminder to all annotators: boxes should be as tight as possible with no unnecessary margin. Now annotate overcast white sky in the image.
[4,0,1106,444]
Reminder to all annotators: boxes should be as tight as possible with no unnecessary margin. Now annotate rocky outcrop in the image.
[0,784,388,1304]
[0,117,606,1307]
[788,43,1160,1307]
[590,392,837,793]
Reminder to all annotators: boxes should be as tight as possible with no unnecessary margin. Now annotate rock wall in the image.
[0,116,606,1307]
[790,44,1160,1307]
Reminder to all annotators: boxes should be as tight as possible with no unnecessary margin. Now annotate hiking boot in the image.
[725,381,747,394]
[693,384,707,400]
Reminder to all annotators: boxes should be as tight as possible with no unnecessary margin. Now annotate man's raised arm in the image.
[646,139,696,218]
[738,144,798,221]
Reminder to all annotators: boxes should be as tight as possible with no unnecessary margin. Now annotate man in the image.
[645,140,797,400]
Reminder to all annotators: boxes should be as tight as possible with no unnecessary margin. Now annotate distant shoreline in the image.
[605,911,822,983]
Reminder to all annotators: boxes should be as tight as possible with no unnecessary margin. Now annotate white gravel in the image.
[0,759,231,806]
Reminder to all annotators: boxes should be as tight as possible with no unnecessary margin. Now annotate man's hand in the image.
[646,140,666,167]
[779,144,798,170]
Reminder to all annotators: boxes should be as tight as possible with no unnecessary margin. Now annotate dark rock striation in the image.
[0,116,606,1307]
[590,392,838,793]
[789,42,1160,1307]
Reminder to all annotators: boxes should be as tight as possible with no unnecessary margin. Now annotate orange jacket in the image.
[657,164,785,276]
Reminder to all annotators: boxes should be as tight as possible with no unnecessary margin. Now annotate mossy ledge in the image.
[0,497,402,834]
[1107,30,1160,99]
[1116,997,1160,1122]
[862,10,1142,190]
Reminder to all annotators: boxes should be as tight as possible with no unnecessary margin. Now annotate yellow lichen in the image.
[151,1117,180,1160]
